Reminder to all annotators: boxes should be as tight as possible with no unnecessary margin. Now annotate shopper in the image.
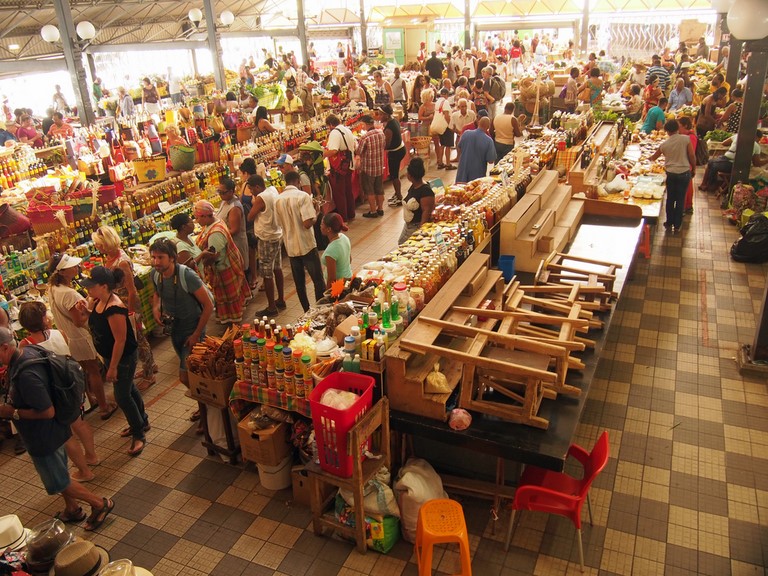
[450,98,477,163]
[117,87,135,118]
[625,84,643,121]
[15,114,43,147]
[434,88,455,170]
[149,239,213,389]
[372,70,394,108]
[492,101,523,161]
[410,75,427,114]
[718,88,744,133]
[324,114,357,223]
[277,153,312,193]
[321,213,352,289]
[92,226,157,390]
[399,158,435,245]
[677,116,698,213]
[647,55,671,91]
[425,51,445,83]
[81,267,149,457]
[346,79,366,104]
[640,97,668,134]
[0,327,114,531]
[18,301,99,483]
[141,77,161,115]
[48,254,116,421]
[648,119,696,234]
[247,174,287,317]
[274,171,325,312]
[169,213,201,273]
[564,67,579,113]
[418,88,436,140]
[356,115,386,218]
[252,106,277,138]
[299,78,317,120]
[391,68,408,109]
[377,105,406,207]
[282,88,303,125]
[237,158,259,289]
[456,117,496,184]
[215,177,249,273]
[578,68,604,107]
[193,200,250,324]
[52,85,69,113]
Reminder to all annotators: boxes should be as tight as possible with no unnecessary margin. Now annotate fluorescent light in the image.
[8,44,19,51]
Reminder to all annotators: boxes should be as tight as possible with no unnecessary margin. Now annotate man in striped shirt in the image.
[648,55,671,92]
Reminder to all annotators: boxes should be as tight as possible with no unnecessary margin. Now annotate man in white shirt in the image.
[391,68,408,109]
[450,98,476,157]
[273,170,325,312]
[324,114,358,222]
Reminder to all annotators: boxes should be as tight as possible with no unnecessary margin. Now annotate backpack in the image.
[14,346,85,426]
[151,264,214,310]
[489,76,506,101]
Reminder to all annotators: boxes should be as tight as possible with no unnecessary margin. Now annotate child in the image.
[472,79,488,116]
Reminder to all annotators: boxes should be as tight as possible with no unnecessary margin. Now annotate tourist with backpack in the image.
[0,326,115,531]
[18,301,100,483]
[81,266,149,457]
[482,66,506,120]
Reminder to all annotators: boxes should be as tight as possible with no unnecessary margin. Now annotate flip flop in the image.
[128,439,145,457]
[72,470,95,483]
[55,507,86,524]
[84,498,114,531]
[99,404,118,421]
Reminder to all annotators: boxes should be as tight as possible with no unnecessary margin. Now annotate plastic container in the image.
[309,372,374,478]
[498,255,516,283]
[257,453,293,490]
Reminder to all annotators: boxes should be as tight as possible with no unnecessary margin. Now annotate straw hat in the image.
[98,559,154,576]
[49,540,109,576]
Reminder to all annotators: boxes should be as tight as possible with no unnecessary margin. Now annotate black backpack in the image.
[489,76,506,101]
[15,345,85,426]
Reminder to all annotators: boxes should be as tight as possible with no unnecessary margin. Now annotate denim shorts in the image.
[172,327,205,370]
[30,445,70,495]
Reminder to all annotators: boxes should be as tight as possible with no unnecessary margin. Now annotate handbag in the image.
[429,102,449,136]
[578,85,591,103]
[328,128,352,174]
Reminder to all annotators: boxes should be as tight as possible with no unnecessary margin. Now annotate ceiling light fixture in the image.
[7,44,19,51]
[40,24,61,43]
[220,10,235,26]
[188,8,203,24]
[76,21,96,40]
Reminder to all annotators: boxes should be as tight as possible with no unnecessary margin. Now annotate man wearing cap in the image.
[456,117,496,184]
[193,200,250,324]
[648,55,671,92]
[282,87,303,125]
[276,154,312,194]
[0,121,16,147]
[324,114,357,222]
[274,171,325,312]
[0,327,115,531]
[356,115,386,218]
[299,78,316,120]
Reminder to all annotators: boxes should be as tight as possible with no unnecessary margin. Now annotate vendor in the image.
[667,79,692,112]
[0,121,16,147]
[46,112,74,140]
[699,130,768,192]
[15,114,42,147]
[165,125,187,152]
[282,88,303,125]
[640,97,668,134]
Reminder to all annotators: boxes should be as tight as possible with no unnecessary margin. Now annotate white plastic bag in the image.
[339,467,401,518]
[394,458,448,543]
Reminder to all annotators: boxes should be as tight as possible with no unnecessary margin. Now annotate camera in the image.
[161,314,174,336]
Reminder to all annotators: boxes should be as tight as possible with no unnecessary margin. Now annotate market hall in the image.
[0,0,767,573]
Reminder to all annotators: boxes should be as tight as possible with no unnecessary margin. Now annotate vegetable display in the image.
[705,130,733,142]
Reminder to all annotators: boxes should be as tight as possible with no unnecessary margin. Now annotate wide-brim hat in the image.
[55,253,83,271]
[49,540,110,576]
[0,514,32,551]
[98,559,154,576]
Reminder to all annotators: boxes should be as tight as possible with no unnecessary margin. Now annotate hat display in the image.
[79,266,112,289]
[0,514,31,551]
[55,253,83,271]
[276,153,294,165]
[98,559,154,576]
[26,519,74,572]
[48,540,109,576]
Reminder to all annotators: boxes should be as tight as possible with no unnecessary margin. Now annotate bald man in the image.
[456,116,496,183]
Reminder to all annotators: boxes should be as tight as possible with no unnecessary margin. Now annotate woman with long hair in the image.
[92,226,157,390]
[47,253,116,420]
[239,158,259,289]
[81,266,149,457]
[18,301,100,482]
[252,106,277,138]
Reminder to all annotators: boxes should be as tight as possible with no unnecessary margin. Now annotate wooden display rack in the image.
[567,120,616,194]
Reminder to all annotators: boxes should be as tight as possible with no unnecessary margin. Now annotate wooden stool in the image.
[308,398,390,553]
[415,499,473,576]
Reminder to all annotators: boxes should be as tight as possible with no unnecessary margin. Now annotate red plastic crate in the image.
[309,372,374,478]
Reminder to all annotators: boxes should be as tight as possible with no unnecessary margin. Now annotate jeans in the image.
[665,171,691,230]
[702,156,732,190]
[289,249,326,312]
[172,322,204,370]
[111,350,147,440]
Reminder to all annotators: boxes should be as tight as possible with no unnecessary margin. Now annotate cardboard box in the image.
[188,373,236,409]
[333,315,359,345]
[291,465,336,508]
[237,417,290,466]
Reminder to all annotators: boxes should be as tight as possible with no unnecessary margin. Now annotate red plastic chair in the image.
[504,431,610,572]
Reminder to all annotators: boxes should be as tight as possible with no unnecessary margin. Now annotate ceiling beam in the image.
[86,40,207,53]
[0,58,68,75]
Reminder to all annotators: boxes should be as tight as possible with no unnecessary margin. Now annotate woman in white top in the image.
[48,253,117,421]
[346,79,366,104]
[18,300,100,484]
[169,213,202,273]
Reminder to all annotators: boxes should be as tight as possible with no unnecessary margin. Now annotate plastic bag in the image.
[320,388,359,410]
[394,458,448,543]
[339,467,400,518]
[449,408,472,431]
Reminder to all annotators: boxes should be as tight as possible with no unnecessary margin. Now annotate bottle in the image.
[342,352,354,372]
[350,326,362,356]
[351,354,361,374]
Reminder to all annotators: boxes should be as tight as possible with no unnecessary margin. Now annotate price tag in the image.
[434,229,447,255]
[157,201,172,214]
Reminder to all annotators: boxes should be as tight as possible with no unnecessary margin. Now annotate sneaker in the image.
[388,198,403,207]
[377,209,384,216]
[255,307,279,318]
[275,299,287,310]
[362,212,379,218]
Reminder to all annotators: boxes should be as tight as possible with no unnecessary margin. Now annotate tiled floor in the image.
[2,170,768,576]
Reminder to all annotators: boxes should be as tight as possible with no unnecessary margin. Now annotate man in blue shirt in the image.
[667,79,692,111]
[641,97,668,134]
[456,117,496,183]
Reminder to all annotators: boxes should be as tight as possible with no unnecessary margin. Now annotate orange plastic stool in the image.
[415,499,472,576]
[638,224,651,259]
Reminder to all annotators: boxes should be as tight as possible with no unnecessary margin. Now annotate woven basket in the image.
[169,145,196,172]
[28,205,73,235]
[236,126,252,143]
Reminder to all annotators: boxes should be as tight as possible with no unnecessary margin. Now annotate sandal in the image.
[189,409,201,422]
[136,377,156,392]
[84,498,114,531]
[437,163,446,169]
[128,439,145,457]
[119,423,150,438]
[72,470,95,483]
[99,404,118,421]
[55,507,86,524]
